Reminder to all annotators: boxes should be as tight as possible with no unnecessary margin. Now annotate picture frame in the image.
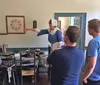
[0,32,7,35]
[6,15,25,34]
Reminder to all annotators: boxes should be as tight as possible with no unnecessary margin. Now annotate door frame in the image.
[54,13,86,50]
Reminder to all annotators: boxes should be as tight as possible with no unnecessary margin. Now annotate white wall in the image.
[0,0,100,47]
[58,17,71,35]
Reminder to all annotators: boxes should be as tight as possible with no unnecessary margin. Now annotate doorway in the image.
[54,13,86,50]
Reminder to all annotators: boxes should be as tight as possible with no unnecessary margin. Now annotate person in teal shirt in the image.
[84,19,100,85]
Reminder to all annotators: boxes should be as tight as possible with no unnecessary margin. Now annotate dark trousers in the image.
[48,65,51,80]
[83,79,100,85]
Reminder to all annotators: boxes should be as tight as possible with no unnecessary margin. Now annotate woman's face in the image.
[49,24,55,30]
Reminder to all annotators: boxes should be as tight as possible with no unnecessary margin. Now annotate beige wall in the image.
[58,17,70,36]
[0,0,100,47]
[65,17,71,29]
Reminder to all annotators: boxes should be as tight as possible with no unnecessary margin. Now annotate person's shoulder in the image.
[90,36,100,42]
[75,47,84,54]
[75,48,84,58]
[89,38,99,45]
[54,27,61,32]
[90,38,97,42]
[53,48,64,54]
[56,29,61,33]
[55,29,62,36]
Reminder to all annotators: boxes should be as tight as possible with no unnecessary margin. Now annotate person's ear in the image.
[66,36,69,40]
[64,36,68,43]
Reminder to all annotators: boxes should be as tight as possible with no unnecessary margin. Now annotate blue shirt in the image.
[47,46,84,85]
[37,29,64,50]
[85,36,100,81]
[37,29,64,44]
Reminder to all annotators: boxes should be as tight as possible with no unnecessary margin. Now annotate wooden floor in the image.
[37,74,50,85]
[23,71,84,85]
[23,73,50,85]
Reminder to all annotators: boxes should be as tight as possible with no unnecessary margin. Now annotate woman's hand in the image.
[25,28,36,31]
[25,28,30,31]
[30,29,36,31]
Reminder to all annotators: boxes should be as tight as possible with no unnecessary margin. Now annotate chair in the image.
[20,50,38,85]
[35,50,48,80]
[0,54,20,85]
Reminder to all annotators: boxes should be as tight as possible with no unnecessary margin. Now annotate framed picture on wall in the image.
[6,15,25,34]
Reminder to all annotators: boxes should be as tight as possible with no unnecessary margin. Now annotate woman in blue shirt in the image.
[25,19,64,51]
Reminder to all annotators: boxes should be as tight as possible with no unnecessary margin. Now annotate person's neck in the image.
[65,42,76,47]
[92,33,100,37]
